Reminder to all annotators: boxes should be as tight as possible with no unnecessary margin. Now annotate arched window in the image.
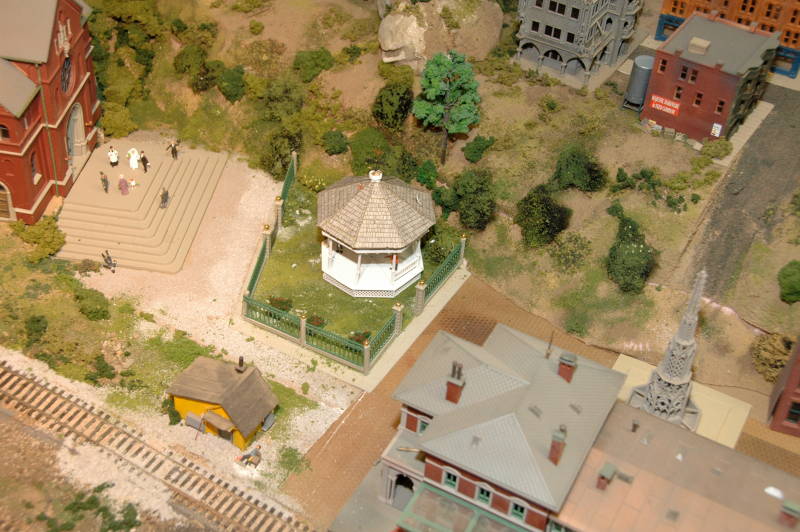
[61,57,72,93]
[0,125,8,139]
[30,152,38,178]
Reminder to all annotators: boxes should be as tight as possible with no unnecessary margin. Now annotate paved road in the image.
[690,84,800,298]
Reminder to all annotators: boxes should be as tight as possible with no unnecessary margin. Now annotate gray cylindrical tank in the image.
[624,55,654,107]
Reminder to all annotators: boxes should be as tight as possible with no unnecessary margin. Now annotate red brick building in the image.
[0,0,101,223]
[641,13,778,142]
[769,341,800,437]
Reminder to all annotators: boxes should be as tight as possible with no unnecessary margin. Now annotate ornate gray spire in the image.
[628,270,706,431]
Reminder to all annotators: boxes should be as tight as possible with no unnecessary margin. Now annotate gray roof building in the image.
[317,170,435,251]
[394,324,625,511]
[0,0,91,64]
[167,357,278,437]
[661,14,780,76]
[0,58,38,118]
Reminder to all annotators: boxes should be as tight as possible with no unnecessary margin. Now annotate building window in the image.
[535,0,543,6]
[511,503,526,520]
[694,92,703,106]
[570,7,580,18]
[60,57,72,93]
[674,86,683,99]
[567,32,575,43]
[0,125,8,139]
[532,20,540,31]
[444,472,458,488]
[30,152,38,179]
[419,420,429,433]
[689,69,698,83]
[788,402,800,423]
[715,99,726,114]
[549,0,557,10]
[557,3,566,14]
[791,9,798,24]
[544,25,562,39]
[477,487,491,504]
[679,65,688,80]
[658,58,667,72]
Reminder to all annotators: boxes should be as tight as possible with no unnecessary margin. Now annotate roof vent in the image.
[569,403,582,415]
[369,169,383,182]
[631,419,640,433]
[711,467,723,476]
[236,356,245,373]
[528,405,542,418]
[471,435,481,447]
[666,509,680,522]
[640,431,652,446]
[688,37,710,55]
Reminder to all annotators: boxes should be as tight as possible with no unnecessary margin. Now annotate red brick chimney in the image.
[549,425,567,465]
[558,353,577,383]
[236,356,245,373]
[596,463,617,491]
[779,501,800,528]
[445,361,465,404]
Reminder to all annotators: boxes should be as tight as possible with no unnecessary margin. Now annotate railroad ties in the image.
[0,360,314,532]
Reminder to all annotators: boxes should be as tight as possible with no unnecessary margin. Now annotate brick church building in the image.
[0,0,100,223]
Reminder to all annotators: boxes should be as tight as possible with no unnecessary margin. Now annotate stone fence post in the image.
[392,303,404,337]
[459,234,467,266]
[299,311,307,346]
[414,281,426,316]
[363,340,372,374]
[263,224,271,261]
[291,150,298,171]
[274,196,284,229]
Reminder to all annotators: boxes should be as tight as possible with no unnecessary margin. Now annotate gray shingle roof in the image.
[395,324,625,511]
[0,58,38,117]
[0,0,91,64]
[167,357,279,437]
[661,14,779,75]
[317,173,436,250]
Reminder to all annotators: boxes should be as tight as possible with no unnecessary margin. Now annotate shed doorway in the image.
[392,474,415,510]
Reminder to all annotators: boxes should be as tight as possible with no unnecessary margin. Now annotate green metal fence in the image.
[370,313,396,363]
[242,296,301,339]
[279,157,297,227]
[306,323,365,367]
[246,238,268,297]
[425,241,463,302]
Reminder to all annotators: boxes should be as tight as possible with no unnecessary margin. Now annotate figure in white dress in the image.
[127,148,140,170]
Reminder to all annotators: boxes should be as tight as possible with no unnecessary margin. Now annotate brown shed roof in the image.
[317,171,436,250]
[167,357,279,437]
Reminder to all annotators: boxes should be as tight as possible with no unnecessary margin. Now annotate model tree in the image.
[515,185,572,247]
[413,51,481,164]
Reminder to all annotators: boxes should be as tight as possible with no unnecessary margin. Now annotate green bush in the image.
[85,355,116,385]
[378,63,414,87]
[322,130,348,155]
[231,0,268,12]
[550,144,607,192]
[396,149,419,183]
[10,216,66,263]
[700,139,733,159]
[349,128,391,174]
[101,101,137,137]
[217,65,246,102]
[293,48,335,82]
[432,186,458,215]
[74,287,111,321]
[515,185,571,247]
[171,18,188,36]
[462,135,495,163]
[278,446,310,474]
[249,20,264,35]
[547,232,591,273]
[268,296,293,311]
[605,201,657,293]
[343,44,362,63]
[161,398,182,425]
[417,160,438,189]
[372,83,413,129]
[778,260,800,304]
[422,218,461,264]
[454,169,496,230]
[25,315,48,347]
[173,44,208,75]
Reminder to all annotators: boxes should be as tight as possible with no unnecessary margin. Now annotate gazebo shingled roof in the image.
[317,172,436,250]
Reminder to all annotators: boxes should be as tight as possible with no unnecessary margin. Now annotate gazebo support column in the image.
[328,239,334,267]
[357,253,362,281]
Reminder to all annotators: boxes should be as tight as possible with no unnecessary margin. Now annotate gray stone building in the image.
[516,0,641,80]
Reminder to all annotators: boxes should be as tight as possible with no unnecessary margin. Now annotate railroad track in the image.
[0,360,313,532]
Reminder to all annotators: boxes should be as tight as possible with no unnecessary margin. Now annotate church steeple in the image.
[628,270,706,431]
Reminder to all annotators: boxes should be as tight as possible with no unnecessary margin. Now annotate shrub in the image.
[171,18,188,36]
[454,169,496,230]
[217,65,246,102]
[690,155,712,174]
[10,216,66,263]
[547,232,591,273]
[75,259,101,275]
[74,287,111,321]
[322,130,348,155]
[349,127,391,174]
[372,83,413,129]
[101,100,137,137]
[231,0,268,12]
[550,144,607,192]
[751,334,794,382]
[432,186,458,215]
[441,6,460,28]
[462,135,495,163]
[378,63,414,88]
[293,48,335,82]
[25,315,48,347]
[278,446,310,474]
[85,355,116,385]
[268,296,293,311]
[161,398,182,425]
[422,218,461,264]
[417,160,438,189]
[605,202,657,293]
[173,44,208,75]
[249,20,264,35]
[308,315,326,327]
[778,260,800,304]
[515,185,572,247]
[791,192,800,216]
[349,331,371,344]
[396,149,419,183]
[301,382,310,394]
[700,139,733,159]
[189,64,216,93]
[297,159,344,192]
[691,193,701,204]
[342,44,362,63]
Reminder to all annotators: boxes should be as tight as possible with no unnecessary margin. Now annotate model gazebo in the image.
[317,169,436,298]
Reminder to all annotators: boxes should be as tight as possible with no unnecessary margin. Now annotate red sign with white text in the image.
[650,94,680,116]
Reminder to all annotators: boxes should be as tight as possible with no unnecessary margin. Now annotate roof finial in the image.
[368,169,383,182]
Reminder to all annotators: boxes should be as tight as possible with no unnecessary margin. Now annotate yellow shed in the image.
[167,356,279,450]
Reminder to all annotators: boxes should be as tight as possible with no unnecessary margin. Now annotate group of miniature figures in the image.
[100,141,179,209]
